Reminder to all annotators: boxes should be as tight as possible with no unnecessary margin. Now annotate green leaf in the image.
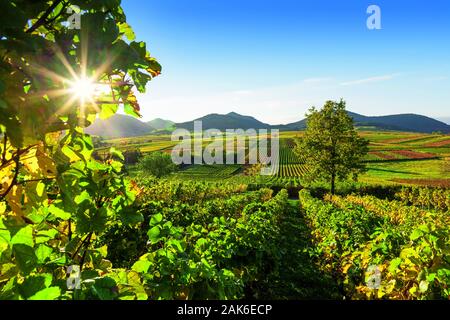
[110,147,124,161]
[13,244,37,274]
[118,22,136,41]
[388,257,402,273]
[35,245,53,264]
[100,104,118,119]
[123,102,140,118]
[90,277,118,300]
[98,245,108,258]
[150,213,163,226]
[119,207,144,225]
[168,239,183,252]
[11,225,34,247]
[147,226,161,243]
[48,205,71,220]
[18,274,52,299]
[132,260,151,273]
[35,229,59,245]
[74,190,92,205]
[28,287,61,300]
[410,229,423,241]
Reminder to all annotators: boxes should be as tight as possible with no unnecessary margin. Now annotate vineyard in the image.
[86,126,450,190]
[299,187,450,299]
[1,0,449,303]
[111,130,450,188]
[11,178,339,300]
[172,164,242,180]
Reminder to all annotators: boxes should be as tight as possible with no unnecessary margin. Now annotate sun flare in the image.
[70,77,96,101]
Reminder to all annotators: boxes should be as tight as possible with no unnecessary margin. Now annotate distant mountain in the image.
[176,111,450,133]
[345,112,450,133]
[176,112,270,131]
[85,114,154,138]
[147,118,174,130]
[85,111,450,138]
[272,119,306,131]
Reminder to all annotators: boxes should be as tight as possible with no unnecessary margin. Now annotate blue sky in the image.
[121,0,450,124]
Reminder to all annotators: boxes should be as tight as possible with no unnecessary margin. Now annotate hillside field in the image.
[100,130,450,188]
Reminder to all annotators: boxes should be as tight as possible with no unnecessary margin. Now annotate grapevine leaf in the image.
[132,260,151,273]
[147,226,161,243]
[28,287,61,300]
[150,213,163,226]
[12,244,37,274]
[11,225,34,247]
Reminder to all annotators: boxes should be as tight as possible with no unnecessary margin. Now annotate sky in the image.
[121,0,450,124]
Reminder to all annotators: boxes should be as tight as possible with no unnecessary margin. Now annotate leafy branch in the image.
[26,0,64,34]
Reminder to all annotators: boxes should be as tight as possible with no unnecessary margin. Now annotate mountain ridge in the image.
[176,111,450,134]
[85,111,450,138]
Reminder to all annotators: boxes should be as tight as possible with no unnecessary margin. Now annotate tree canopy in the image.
[138,152,177,178]
[295,100,369,194]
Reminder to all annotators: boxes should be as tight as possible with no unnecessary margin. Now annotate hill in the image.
[176,111,450,133]
[175,112,270,131]
[147,118,174,130]
[276,111,450,133]
[85,114,154,138]
[85,111,450,138]
[345,112,450,133]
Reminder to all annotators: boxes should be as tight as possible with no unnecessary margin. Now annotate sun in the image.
[70,76,97,102]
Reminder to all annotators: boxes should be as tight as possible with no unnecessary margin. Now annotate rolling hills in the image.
[176,111,450,133]
[85,111,450,138]
[345,112,450,133]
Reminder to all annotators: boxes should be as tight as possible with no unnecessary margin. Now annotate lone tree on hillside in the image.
[296,99,369,194]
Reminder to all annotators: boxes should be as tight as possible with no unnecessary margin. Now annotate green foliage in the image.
[395,187,449,212]
[299,189,450,299]
[0,0,160,300]
[137,152,178,178]
[96,179,290,299]
[296,100,369,194]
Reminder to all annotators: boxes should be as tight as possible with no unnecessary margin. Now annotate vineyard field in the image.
[113,131,449,187]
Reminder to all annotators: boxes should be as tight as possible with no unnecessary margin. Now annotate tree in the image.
[296,100,369,194]
[138,152,177,178]
[0,0,160,299]
[123,148,142,165]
